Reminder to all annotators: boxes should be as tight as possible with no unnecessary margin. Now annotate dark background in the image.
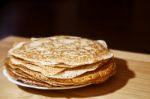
[0,0,150,53]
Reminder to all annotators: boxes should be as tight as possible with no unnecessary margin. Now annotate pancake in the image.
[9,56,66,76]
[9,56,109,79]
[8,36,113,68]
[5,62,63,86]
[7,66,93,87]
[4,36,116,88]
[6,67,53,87]
[5,58,116,86]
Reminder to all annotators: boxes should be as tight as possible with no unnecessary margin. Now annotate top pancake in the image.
[8,36,113,68]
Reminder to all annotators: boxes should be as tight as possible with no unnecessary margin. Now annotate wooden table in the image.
[0,36,150,99]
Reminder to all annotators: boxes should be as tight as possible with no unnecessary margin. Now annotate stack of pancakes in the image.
[4,36,116,88]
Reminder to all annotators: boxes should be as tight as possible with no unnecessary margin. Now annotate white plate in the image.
[2,69,90,90]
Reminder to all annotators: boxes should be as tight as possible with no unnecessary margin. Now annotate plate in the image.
[2,69,90,90]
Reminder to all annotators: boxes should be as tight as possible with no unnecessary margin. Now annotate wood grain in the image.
[0,36,150,99]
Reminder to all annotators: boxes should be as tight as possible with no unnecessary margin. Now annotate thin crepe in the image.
[8,36,113,68]
[9,56,107,78]
[5,58,116,86]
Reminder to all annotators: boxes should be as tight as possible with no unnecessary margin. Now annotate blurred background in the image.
[0,0,150,53]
